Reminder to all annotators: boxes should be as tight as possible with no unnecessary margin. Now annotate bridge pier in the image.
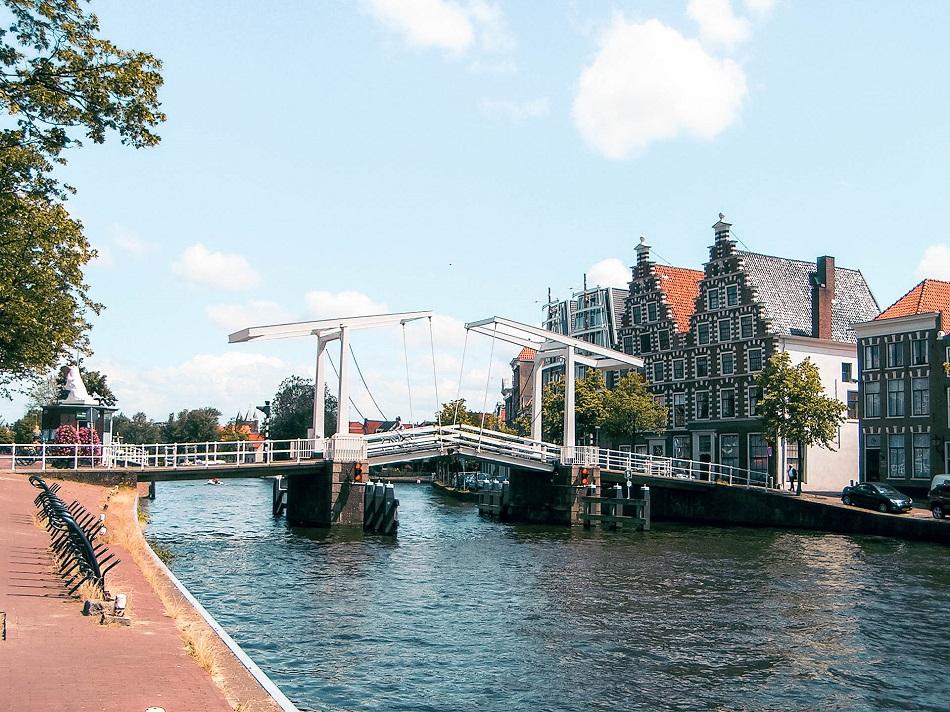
[503,464,600,525]
[285,460,366,527]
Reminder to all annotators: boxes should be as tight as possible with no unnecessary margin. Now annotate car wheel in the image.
[842,495,852,506]
[933,505,945,519]
[878,503,888,513]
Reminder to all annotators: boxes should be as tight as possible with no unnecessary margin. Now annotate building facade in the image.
[618,217,878,490]
[853,279,950,490]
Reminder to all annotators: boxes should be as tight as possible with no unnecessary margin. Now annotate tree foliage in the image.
[540,370,667,445]
[0,1,165,394]
[602,372,668,446]
[162,408,221,444]
[112,411,162,444]
[436,398,512,433]
[540,370,612,443]
[269,376,339,440]
[756,352,846,493]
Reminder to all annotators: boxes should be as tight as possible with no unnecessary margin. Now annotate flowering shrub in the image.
[53,424,102,466]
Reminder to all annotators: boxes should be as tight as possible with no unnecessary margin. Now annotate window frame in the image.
[698,323,711,345]
[720,388,736,418]
[912,377,930,417]
[726,284,739,306]
[748,348,763,372]
[673,359,685,380]
[911,338,928,366]
[739,315,753,339]
[718,318,731,343]
[696,355,709,378]
[695,391,709,419]
[707,288,720,311]
[864,380,881,418]
[720,350,735,376]
[886,378,906,417]
[864,343,881,370]
[886,341,905,368]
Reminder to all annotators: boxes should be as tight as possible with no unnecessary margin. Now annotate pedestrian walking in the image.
[787,465,797,492]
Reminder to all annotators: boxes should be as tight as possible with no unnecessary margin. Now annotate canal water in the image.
[144,480,950,711]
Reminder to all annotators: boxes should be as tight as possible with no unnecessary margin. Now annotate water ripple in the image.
[144,479,950,712]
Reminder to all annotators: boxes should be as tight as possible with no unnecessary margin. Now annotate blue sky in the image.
[5,0,950,424]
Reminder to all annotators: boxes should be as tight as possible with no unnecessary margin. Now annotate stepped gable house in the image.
[618,215,879,491]
[853,279,950,488]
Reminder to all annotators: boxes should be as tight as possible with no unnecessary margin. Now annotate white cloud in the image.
[304,290,389,319]
[206,300,293,334]
[171,243,261,291]
[366,0,475,52]
[572,16,747,159]
[743,0,775,17]
[365,0,513,58]
[112,226,157,256]
[688,0,751,48]
[479,97,550,122]
[917,245,950,281]
[100,352,292,419]
[587,258,630,289]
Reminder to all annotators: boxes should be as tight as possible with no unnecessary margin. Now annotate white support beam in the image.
[337,326,350,436]
[531,353,544,441]
[564,345,576,448]
[312,335,331,440]
[229,311,432,343]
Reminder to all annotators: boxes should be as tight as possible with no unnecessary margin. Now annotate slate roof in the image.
[737,251,880,342]
[654,265,704,333]
[876,279,950,324]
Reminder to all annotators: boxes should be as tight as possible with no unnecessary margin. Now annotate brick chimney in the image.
[812,255,835,340]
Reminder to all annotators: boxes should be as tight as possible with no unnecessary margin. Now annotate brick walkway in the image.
[0,474,236,712]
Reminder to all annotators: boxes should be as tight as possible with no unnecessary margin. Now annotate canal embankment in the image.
[0,473,294,712]
[617,473,950,545]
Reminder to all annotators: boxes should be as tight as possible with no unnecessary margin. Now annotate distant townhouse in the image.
[502,347,537,429]
[618,216,879,490]
[853,279,950,489]
[505,283,629,428]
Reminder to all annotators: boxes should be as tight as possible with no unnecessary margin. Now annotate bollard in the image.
[641,485,651,532]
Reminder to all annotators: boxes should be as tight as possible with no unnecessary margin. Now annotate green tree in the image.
[601,372,668,447]
[540,370,610,444]
[0,1,165,395]
[113,411,162,444]
[162,408,221,443]
[55,367,117,405]
[269,376,339,439]
[436,398,512,433]
[12,408,41,442]
[756,352,846,495]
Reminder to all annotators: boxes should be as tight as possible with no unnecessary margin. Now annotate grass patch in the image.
[146,538,175,565]
[104,489,223,682]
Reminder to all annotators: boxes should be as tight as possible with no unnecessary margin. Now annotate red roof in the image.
[516,347,536,362]
[655,265,704,333]
[877,279,950,323]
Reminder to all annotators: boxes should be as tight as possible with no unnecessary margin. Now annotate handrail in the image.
[2,433,776,490]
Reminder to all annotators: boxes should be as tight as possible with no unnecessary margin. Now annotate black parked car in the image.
[841,482,913,514]
[928,475,950,519]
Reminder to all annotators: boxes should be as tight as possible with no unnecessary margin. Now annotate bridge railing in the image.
[595,447,771,489]
[1,438,321,472]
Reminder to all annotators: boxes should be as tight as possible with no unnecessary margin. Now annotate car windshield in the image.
[875,484,901,496]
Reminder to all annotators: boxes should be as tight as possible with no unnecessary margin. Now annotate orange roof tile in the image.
[877,279,950,323]
[654,265,704,333]
[516,347,536,362]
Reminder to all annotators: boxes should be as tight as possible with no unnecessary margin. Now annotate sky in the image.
[5,0,950,426]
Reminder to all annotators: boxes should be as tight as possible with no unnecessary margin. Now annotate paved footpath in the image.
[0,474,236,712]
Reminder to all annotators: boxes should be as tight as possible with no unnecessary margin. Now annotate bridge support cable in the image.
[477,321,498,451]
[349,343,388,421]
[401,322,414,424]
[428,316,442,429]
[453,328,469,426]
[327,351,367,422]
